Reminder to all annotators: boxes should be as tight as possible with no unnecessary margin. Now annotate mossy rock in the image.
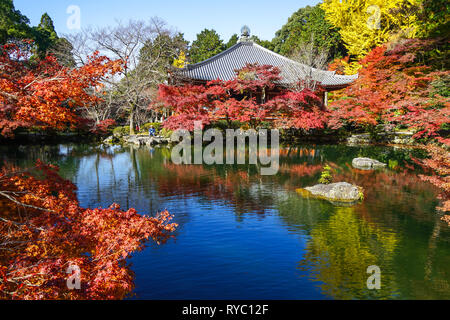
[352,158,387,170]
[296,182,364,206]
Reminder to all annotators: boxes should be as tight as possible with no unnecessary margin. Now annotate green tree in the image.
[189,29,224,63]
[272,4,346,60]
[418,0,450,38]
[0,4,73,65]
[0,0,31,44]
[32,13,59,58]
[249,35,275,51]
[225,33,274,51]
[140,32,188,72]
[225,33,239,49]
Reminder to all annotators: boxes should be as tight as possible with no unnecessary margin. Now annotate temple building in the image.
[171,27,358,106]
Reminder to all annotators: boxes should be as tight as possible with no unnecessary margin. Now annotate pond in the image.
[2,143,450,300]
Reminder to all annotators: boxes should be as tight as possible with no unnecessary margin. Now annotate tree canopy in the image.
[321,0,420,60]
[0,2,74,64]
[189,29,225,63]
[154,63,325,131]
[225,34,239,49]
[272,5,346,60]
[0,0,30,44]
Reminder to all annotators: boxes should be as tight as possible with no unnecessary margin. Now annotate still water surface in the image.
[2,143,450,300]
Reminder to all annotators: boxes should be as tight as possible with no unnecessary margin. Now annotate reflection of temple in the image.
[171,27,358,106]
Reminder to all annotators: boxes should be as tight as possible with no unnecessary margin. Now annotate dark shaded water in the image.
[2,143,450,300]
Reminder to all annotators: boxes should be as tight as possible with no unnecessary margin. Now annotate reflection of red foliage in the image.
[150,149,439,225]
[333,165,440,223]
[281,163,323,177]
[0,161,176,299]
[414,145,449,216]
[155,163,274,215]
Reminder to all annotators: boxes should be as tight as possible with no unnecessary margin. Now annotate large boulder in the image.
[352,158,387,170]
[299,182,364,205]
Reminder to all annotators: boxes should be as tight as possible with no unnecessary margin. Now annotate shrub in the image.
[112,126,130,136]
[319,165,333,184]
[160,128,174,139]
[91,119,116,136]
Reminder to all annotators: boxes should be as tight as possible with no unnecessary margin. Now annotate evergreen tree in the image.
[249,35,275,51]
[225,34,239,48]
[0,4,73,64]
[0,0,31,44]
[272,5,346,60]
[189,29,224,63]
[32,13,59,58]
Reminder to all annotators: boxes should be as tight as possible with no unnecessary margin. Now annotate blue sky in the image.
[14,0,320,42]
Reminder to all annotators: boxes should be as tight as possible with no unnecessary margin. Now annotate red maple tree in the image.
[0,42,123,137]
[328,39,450,145]
[154,63,325,131]
[0,43,177,299]
[0,162,177,299]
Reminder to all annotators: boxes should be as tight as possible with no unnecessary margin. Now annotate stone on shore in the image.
[352,157,387,170]
[123,135,170,147]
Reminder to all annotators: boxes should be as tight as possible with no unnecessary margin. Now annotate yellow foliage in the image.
[300,207,399,299]
[321,0,420,60]
[173,51,188,69]
[341,60,363,75]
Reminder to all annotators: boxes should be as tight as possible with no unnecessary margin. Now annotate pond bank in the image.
[2,128,420,149]
[0,132,96,145]
[106,130,418,149]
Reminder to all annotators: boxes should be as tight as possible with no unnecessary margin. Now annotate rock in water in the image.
[352,158,387,170]
[302,182,363,204]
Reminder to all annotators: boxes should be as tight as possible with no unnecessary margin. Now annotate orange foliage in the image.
[0,161,177,299]
[328,39,449,145]
[0,43,123,137]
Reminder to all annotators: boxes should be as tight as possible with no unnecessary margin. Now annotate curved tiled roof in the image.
[175,41,358,88]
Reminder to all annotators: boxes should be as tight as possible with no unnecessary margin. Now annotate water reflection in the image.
[298,206,400,299]
[1,143,449,299]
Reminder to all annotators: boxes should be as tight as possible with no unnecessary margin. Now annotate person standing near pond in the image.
[149,126,156,137]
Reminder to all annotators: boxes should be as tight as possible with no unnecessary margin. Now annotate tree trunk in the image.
[129,107,135,135]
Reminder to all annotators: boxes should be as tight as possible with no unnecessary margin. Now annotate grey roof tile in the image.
[175,41,358,88]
